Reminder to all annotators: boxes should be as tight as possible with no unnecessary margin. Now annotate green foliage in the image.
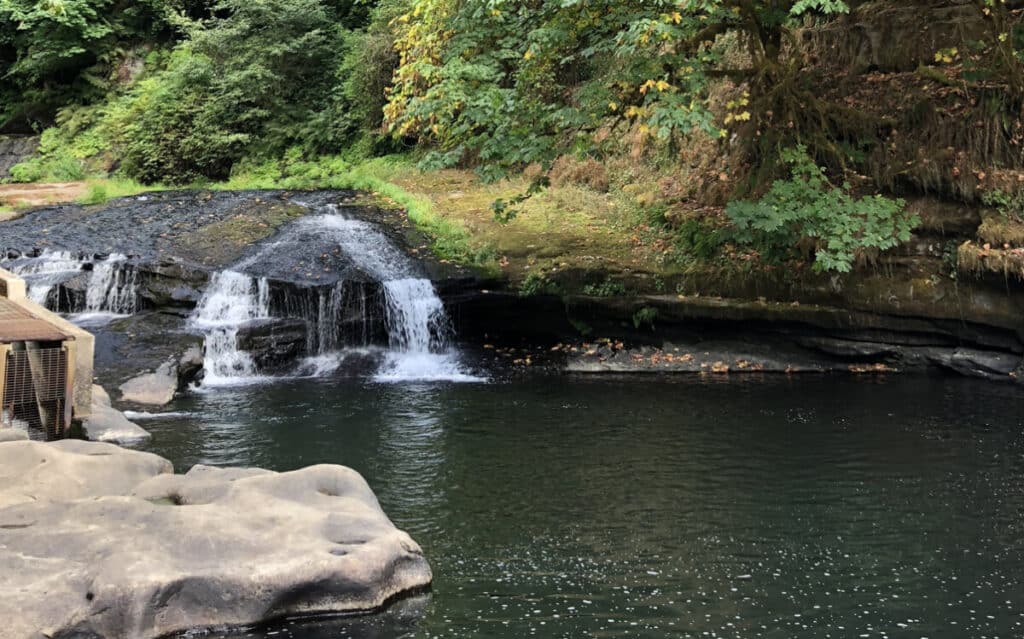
[632,306,658,329]
[674,219,725,262]
[106,0,362,183]
[78,182,108,205]
[519,273,561,297]
[582,278,626,297]
[981,188,1024,220]
[725,146,917,273]
[378,0,855,184]
[0,0,195,129]
[8,127,87,181]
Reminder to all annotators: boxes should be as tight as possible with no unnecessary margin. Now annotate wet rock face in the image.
[0,440,432,639]
[136,260,210,309]
[235,318,310,372]
[0,190,314,268]
[0,135,38,179]
[90,312,204,393]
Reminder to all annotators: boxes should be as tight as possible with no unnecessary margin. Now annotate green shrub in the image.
[519,273,562,297]
[112,0,345,184]
[981,188,1024,220]
[8,128,87,183]
[674,218,724,262]
[632,306,658,329]
[725,146,917,273]
[78,183,109,205]
[582,278,627,297]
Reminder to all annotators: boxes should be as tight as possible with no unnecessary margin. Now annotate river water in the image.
[140,373,1024,639]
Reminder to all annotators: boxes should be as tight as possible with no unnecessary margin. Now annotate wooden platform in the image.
[0,298,70,343]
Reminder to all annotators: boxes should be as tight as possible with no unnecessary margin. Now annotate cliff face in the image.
[0,135,38,180]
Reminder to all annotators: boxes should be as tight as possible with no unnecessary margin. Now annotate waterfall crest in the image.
[190,204,483,385]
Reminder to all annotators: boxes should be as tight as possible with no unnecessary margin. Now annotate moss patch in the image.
[978,211,1024,248]
[350,158,682,287]
[173,201,307,266]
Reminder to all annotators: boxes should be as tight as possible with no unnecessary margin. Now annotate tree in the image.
[381,0,853,182]
[0,0,200,130]
[113,0,363,182]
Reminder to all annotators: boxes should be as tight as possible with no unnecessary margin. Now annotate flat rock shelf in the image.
[0,439,431,639]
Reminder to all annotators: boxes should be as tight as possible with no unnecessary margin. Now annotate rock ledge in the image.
[0,440,431,639]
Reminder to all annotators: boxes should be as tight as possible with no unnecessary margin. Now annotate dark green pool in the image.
[141,374,1024,638]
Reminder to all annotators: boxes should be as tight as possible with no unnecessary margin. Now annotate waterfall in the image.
[3,251,139,317]
[190,204,483,385]
[191,271,270,386]
[4,251,83,306]
[82,254,138,316]
[374,278,479,383]
[306,210,478,382]
[382,279,453,352]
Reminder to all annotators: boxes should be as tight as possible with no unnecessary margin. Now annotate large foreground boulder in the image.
[0,440,431,639]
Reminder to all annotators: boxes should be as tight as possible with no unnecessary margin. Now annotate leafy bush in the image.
[79,183,109,205]
[111,0,346,184]
[725,147,917,273]
[8,127,87,182]
[0,0,183,129]
[632,306,658,329]
[582,278,627,297]
[981,188,1024,220]
[519,273,561,297]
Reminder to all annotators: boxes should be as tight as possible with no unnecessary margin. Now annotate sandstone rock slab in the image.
[82,384,152,444]
[0,428,28,442]
[120,359,179,405]
[0,440,431,639]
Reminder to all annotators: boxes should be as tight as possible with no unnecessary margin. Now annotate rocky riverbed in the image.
[0,438,431,639]
[3,189,1023,393]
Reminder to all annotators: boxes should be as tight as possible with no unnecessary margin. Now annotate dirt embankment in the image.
[0,182,87,214]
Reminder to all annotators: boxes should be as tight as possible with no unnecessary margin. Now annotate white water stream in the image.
[191,205,483,385]
[190,271,271,386]
[3,251,139,320]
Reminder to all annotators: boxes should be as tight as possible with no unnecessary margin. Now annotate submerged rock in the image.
[0,440,431,639]
[91,312,203,393]
[82,385,151,444]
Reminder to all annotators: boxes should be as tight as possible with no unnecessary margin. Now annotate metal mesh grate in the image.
[2,346,69,440]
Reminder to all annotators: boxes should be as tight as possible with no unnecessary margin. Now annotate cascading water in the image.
[4,251,84,306]
[2,250,139,318]
[309,209,480,382]
[191,203,483,385]
[191,271,270,386]
[375,278,479,383]
[82,254,138,317]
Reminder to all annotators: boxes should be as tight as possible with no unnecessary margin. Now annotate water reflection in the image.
[369,385,450,535]
[143,374,1024,638]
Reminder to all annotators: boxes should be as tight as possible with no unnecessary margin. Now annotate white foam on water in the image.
[70,311,130,327]
[123,411,196,420]
[373,351,488,384]
[374,278,484,383]
[292,353,349,378]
